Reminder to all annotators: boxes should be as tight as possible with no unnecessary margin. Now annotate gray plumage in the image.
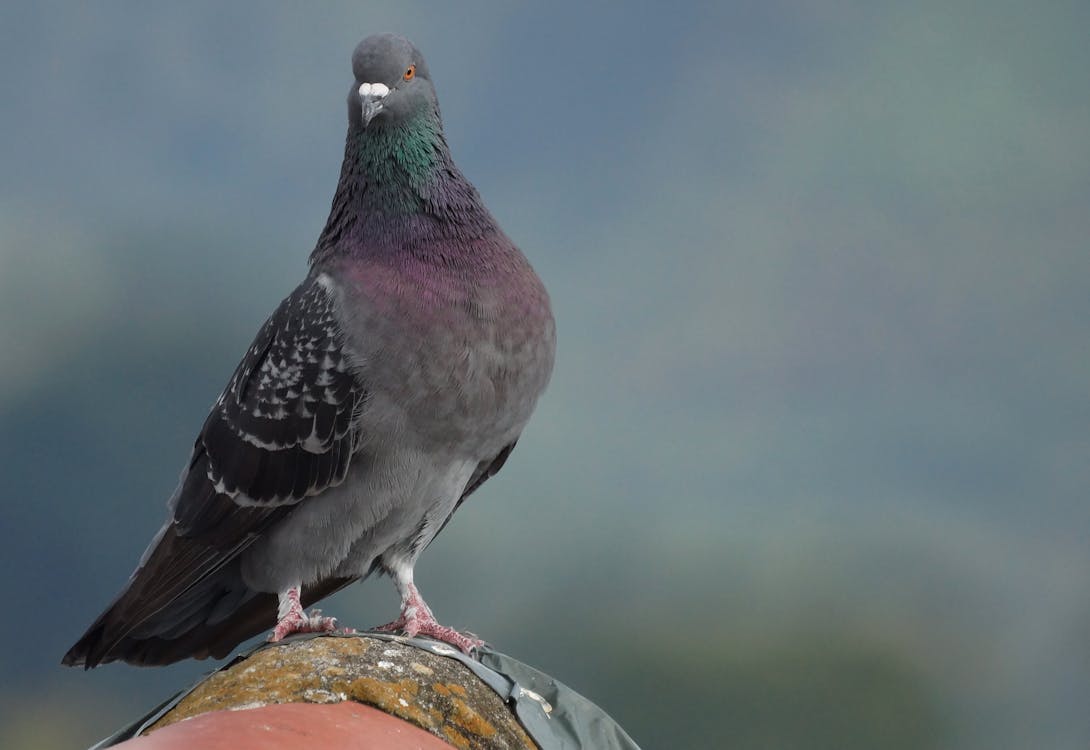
[63,33,555,668]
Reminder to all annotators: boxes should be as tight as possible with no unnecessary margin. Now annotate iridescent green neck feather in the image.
[356,113,442,210]
[311,107,498,265]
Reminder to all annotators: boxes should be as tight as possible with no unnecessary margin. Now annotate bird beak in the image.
[358,82,390,128]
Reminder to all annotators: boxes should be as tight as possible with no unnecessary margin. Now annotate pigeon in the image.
[62,33,555,668]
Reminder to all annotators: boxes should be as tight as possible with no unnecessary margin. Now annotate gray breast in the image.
[336,262,555,459]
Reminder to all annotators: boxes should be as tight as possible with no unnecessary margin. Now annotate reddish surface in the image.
[115,702,455,749]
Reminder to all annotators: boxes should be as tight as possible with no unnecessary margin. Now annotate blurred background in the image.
[2,2,1088,748]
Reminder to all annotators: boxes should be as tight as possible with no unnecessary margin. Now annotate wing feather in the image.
[63,273,367,667]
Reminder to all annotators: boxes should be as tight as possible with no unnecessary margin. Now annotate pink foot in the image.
[268,586,339,642]
[372,583,483,653]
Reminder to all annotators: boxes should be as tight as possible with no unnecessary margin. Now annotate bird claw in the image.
[268,608,339,642]
[370,615,484,653]
[371,617,408,634]
[369,582,484,653]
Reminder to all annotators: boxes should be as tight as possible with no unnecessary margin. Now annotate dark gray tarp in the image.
[89,632,642,750]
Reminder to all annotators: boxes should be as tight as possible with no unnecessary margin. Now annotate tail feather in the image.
[62,561,358,668]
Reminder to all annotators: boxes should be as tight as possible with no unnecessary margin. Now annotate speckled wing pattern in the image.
[61,275,367,667]
[207,276,359,491]
[173,273,365,536]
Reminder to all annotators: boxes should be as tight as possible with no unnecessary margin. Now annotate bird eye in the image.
[403,64,416,81]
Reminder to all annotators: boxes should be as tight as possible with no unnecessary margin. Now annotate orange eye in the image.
[403,64,416,81]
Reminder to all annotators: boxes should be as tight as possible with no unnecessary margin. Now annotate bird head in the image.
[348,33,437,130]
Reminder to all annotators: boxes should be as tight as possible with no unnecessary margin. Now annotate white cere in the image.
[358,82,390,98]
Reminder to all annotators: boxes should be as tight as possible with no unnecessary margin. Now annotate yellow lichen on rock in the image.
[144,635,537,750]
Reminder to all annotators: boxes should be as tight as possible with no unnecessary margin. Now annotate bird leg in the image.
[268,585,339,642]
[372,580,483,654]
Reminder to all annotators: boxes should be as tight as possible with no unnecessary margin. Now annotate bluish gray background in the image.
[1,2,1088,748]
